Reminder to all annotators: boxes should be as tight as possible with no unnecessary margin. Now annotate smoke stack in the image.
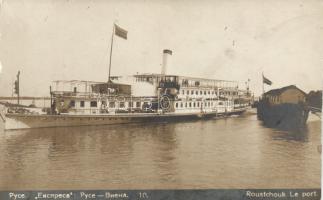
[161,49,172,75]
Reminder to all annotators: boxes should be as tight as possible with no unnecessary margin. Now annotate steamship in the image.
[2,50,251,130]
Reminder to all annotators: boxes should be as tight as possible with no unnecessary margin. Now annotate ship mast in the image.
[107,23,128,82]
[108,24,115,82]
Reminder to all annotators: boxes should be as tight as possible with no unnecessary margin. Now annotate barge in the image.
[257,85,309,129]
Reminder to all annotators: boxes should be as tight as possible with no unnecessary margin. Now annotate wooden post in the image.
[262,72,265,95]
[16,71,20,105]
[50,86,52,114]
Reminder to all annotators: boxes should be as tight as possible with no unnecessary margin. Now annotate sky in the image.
[0,0,322,97]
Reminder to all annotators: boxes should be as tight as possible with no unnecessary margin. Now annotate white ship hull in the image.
[3,108,246,130]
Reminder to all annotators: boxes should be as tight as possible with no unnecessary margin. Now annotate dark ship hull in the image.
[257,101,309,130]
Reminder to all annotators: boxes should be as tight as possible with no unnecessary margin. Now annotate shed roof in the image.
[264,85,306,96]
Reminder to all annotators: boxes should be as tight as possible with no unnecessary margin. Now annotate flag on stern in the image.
[263,74,272,85]
[114,24,127,40]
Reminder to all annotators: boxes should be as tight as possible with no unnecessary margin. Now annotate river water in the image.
[0,112,320,189]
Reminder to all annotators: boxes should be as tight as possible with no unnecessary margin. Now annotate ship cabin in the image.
[263,85,306,105]
[120,74,244,113]
[51,80,155,115]
[131,73,240,98]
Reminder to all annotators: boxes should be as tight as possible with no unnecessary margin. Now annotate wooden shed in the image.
[264,85,306,105]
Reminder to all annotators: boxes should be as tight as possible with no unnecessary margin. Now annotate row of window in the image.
[69,100,142,108]
[180,89,238,96]
[181,79,230,88]
[70,100,85,107]
[175,101,230,108]
[268,95,304,103]
[69,100,231,109]
[270,96,281,103]
[108,101,141,108]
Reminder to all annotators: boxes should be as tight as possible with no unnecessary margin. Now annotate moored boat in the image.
[257,85,309,130]
[1,29,252,130]
[2,55,251,130]
[3,71,250,130]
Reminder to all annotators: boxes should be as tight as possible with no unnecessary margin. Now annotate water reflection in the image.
[0,114,320,189]
[271,128,309,142]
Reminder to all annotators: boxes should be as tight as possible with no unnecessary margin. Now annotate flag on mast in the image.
[114,24,127,40]
[262,74,272,85]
